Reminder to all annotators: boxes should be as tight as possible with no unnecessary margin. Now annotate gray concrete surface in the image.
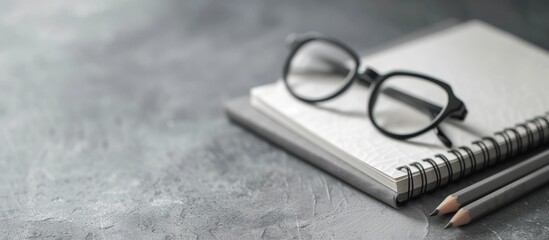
[0,0,548,239]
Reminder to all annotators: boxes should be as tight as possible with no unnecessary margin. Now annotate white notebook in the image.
[250,20,549,201]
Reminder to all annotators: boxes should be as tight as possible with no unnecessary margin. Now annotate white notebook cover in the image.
[251,20,549,193]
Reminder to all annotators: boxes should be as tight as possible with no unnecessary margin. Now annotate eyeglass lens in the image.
[286,40,357,100]
[371,75,449,135]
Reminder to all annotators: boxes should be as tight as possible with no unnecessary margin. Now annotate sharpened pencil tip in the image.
[429,209,439,217]
[444,222,453,229]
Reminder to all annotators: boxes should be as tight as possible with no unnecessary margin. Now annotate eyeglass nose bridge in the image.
[357,68,380,87]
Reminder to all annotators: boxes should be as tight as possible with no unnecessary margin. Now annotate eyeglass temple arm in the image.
[371,82,443,116]
[316,55,446,116]
[431,112,453,148]
[316,55,456,147]
[359,72,453,147]
[359,72,467,120]
[358,70,441,112]
[382,86,453,147]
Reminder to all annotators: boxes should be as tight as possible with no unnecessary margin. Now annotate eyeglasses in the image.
[282,33,468,147]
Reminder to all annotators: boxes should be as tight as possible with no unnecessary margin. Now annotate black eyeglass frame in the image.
[282,35,361,103]
[282,33,468,146]
[368,71,466,139]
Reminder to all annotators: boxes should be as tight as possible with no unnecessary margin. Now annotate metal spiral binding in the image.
[410,162,427,198]
[435,154,453,185]
[472,140,490,169]
[535,116,549,144]
[396,165,413,204]
[395,114,549,204]
[459,146,477,174]
[448,150,467,179]
[482,137,502,163]
[527,119,544,148]
[505,128,523,153]
[494,131,513,159]
[422,158,441,191]
[516,123,534,150]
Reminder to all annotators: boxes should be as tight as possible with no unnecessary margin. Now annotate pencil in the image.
[445,163,549,228]
[430,148,549,216]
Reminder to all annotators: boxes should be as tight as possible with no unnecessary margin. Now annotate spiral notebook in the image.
[228,20,549,207]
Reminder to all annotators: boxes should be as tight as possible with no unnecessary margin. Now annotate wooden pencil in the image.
[445,163,549,228]
[430,148,549,216]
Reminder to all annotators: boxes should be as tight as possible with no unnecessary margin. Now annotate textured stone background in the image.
[0,0,548,239]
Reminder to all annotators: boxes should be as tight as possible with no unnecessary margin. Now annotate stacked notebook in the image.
[225,21,549,208]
